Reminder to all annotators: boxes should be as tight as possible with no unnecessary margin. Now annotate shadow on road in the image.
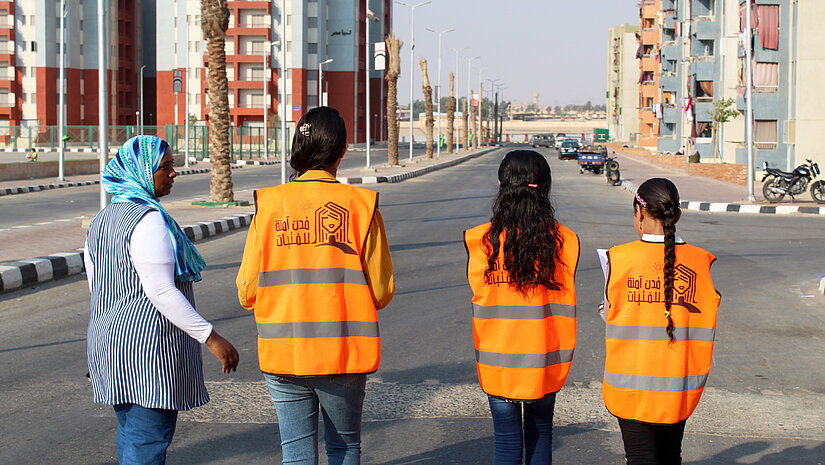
[687,440,825,464]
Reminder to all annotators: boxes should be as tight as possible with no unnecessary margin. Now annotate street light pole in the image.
[745,0,755,201]
[366,7,379,169]
[450,47,466,147]
[184,16,191,168]
[395,1,431,161]
[466,56,479,148]
[426,27,454,158]
[263,40,280,162]
[280,0,287,184]
[139,65,146,134]
[319,58,333,107]
[58,0,67,181]
[97,0,108,210]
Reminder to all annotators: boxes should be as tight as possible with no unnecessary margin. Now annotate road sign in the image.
[374,42,386,71]
[292,105,301,111]
[172,70,183,93]
[472,94,479,107]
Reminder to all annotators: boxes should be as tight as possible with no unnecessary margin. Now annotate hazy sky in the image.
[390,0,639,106]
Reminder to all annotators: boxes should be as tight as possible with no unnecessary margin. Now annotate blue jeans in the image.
[264,373,367,465]
[113,403,178,465]
[488,393,556,465]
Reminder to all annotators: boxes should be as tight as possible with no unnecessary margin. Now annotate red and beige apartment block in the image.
[155,0,391,144]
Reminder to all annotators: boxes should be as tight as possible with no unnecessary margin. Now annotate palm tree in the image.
[385,33,403,166]
[446,72,456,153]
[462,96,470,151]
[419,58,434,159]
[202,0,233,201]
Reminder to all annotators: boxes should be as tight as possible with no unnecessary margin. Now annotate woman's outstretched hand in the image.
[206,330,240,373]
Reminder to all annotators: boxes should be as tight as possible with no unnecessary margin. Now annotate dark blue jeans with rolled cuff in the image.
[488,392,557,465]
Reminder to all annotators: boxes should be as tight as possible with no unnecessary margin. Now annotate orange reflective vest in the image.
[603,240,720,424]
[465,223,579,401]
[252,179,380,376]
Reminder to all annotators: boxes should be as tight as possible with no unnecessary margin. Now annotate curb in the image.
[0,164,257,198]
[619,180,825,216]
[337,147,498,185]
[0,211,255,294]
[0,149,494,294]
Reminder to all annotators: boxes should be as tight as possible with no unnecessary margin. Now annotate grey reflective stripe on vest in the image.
[475,349,575,369]
[473,303,576,320]
[258,268,367,287]
[605,324,716,342]
[604,370,709,392]
[257,321,380,339]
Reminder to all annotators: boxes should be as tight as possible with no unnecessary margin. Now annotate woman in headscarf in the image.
[84,135,239,464]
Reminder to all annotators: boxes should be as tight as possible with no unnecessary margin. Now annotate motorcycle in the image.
[761,159,825,204]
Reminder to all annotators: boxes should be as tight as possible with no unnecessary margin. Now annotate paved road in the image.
[0,144,436,229]
[2,147,824,464]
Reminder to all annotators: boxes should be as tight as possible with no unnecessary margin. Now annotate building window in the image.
[30,15,35,27]
[30,41,36,52]
[286,15,291,26]
[699,40,714,57]
[286,41,291,53]
[754,120,778,148]
[307,43,318,54]
[308,17,318,28]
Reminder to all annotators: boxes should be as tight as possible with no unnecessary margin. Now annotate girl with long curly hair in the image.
[464,150,580,464]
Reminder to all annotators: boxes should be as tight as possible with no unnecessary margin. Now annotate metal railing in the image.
[0,124,291,161]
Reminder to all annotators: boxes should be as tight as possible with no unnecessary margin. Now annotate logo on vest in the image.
[314,202,357,255]
[272,201,356,255]
[626,264,700,313]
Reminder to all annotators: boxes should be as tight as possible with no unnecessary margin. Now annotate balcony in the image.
[688,60,716,81]
[660,74,680,92]
[736,92,782,119]
[641,28,660,45]
[661,44,681,60]
[694,101,714,122]
[641,3,659,19]
[693,18,718,40]
[641,56,659,72]
[664,14,676,30]
[663,106,680,124]
[0,92,15,107]
[641,83,660,99]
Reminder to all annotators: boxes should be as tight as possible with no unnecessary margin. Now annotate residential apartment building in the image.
[156,0,391,144]
[637,0,663,148]
[641,0,825,170]
[606,23,640,142]
[1,0,147,128]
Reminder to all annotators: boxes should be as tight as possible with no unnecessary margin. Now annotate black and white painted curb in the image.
[337,147,498,185]
[0,211,255,294]
[0,164,263,197]
[620,180,825,216]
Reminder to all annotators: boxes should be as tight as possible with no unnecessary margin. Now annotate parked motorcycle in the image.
[761,159,825,204]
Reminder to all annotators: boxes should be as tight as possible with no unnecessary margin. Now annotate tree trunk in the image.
[419,58,434,159]
[385,33,403,166]
[474,86,481,149]
[469,89,477,150]
[202,0,233,202]
[446,72,456,153]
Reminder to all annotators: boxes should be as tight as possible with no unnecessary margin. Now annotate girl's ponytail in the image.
[634,178,681,342]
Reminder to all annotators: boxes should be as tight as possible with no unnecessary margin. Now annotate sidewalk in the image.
[613,148,825,216]
[0,146,497,293]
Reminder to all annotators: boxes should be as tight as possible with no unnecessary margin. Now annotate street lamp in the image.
[280,0,287,184]
[426,27,454,158]
[395,0,431,161]
[450,47,467,148]
[139,65,146,134]
[319,58,333,107]
[486,78,500,146]
[263,40,281,161]
[466,55,480,149]
[365,8,379,169]
[58,0,68,181]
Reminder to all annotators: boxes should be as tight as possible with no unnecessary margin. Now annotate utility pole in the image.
[97,0,108,209]
[366,7,379,169]
[58,0,67,181]
[426,27,454,158]
[745,0,755,201]
[280,0,287,184]
[395,1,431,161]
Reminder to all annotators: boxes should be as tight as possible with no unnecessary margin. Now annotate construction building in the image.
[606,23,640,142]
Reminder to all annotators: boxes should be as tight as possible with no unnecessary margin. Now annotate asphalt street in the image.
[0,144,427,229]
[1,146,824,464]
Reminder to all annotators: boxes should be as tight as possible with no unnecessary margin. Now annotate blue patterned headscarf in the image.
[103,135,205,282]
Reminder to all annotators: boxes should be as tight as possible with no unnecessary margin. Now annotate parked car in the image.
[558,140,581,160]
[554,134,567,149]
[531,134,555,148]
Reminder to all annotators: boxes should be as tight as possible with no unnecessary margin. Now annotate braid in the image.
[662,209,677,342]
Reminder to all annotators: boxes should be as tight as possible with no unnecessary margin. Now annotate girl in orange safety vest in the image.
[601,178,720,465]
[465,150,579,465]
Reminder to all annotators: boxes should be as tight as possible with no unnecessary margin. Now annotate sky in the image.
[390,0,640,107]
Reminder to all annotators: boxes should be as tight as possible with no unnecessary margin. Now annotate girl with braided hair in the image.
[601,178,720,465]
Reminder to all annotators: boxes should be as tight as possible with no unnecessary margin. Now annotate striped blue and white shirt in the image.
[86,202,209,410]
